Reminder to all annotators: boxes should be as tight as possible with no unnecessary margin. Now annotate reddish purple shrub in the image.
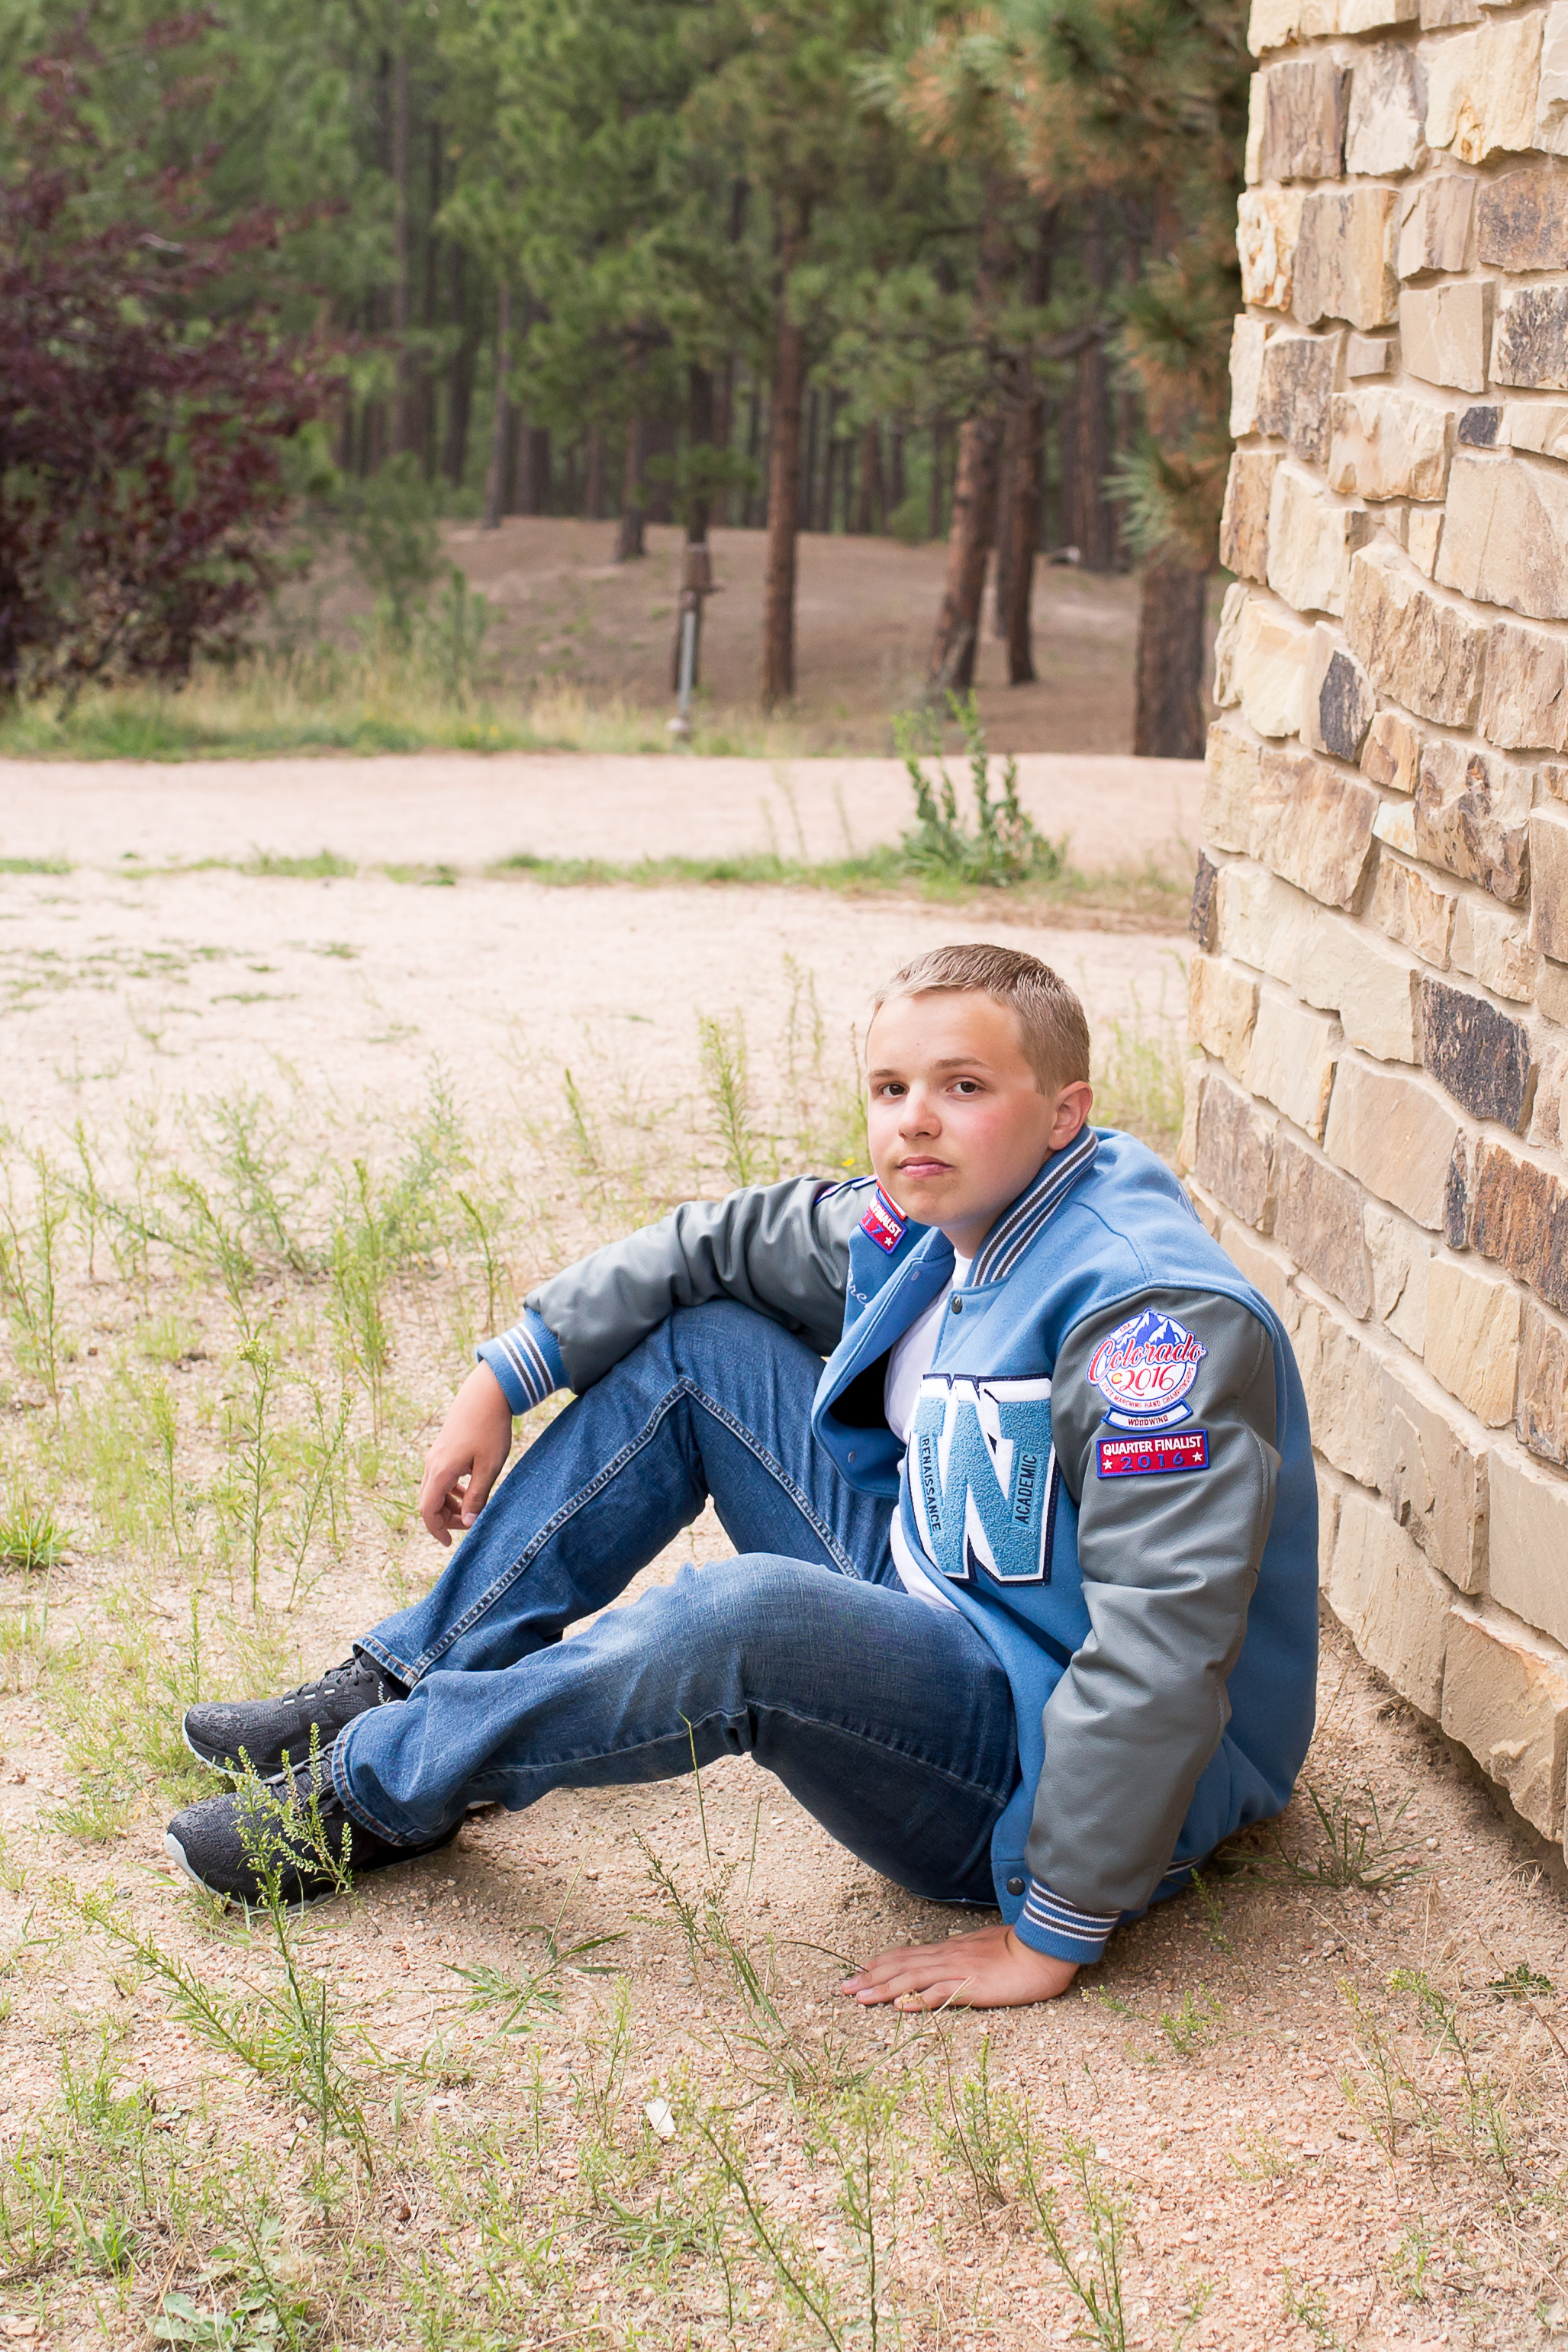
[0,38,340,704]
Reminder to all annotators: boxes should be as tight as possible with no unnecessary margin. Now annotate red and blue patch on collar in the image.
[1096,1429,1209,1477]
[859,1185,906,1254]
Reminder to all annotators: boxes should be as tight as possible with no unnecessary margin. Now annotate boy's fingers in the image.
[419,1455,471,1539]
[459,1452,505,1525]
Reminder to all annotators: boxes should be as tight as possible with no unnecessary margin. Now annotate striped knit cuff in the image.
[476,1310,566,1415]
[1011,1877,1119,1966]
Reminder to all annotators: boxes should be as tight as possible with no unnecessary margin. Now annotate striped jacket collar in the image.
[968,1126,1100,1288]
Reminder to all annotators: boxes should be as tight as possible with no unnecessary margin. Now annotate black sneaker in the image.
[183,1653,404,1778]
[165,1751,456,1906]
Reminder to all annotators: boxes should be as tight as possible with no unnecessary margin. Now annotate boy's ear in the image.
[1049,1081,1094,1150]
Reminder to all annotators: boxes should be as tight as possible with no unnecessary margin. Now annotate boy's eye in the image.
[951,1078,982,1095]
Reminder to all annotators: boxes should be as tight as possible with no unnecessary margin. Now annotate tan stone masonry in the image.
[1192,0,1568,1856]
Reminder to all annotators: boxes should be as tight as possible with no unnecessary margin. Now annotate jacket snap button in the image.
[1006,1875,1025,1896]
[950,1297,963,1314]
[847,1450,856,1463]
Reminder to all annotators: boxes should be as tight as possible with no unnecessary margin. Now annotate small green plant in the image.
[1487,1961,1554,1999]
[1391,2220,1434,2303]
[1093,981,1192,1164]
[343,454,444,640]
[893,693,1067,889]
[933,2034,1010,2218]
[242,849,356,881]
[447,1913,623,2041]
[1280,2269,1345,2349]
[414,567,494,707]
[695,2112,849,2352]
[1269,1783,1424,1892]
[232,1339,277,1606]
[81,1762,372,2166]
[0,1497,69,1571]
[698,1011,771,1189]
[153,2211,309,2350]
[454,1187,507,1335]
[1156,1985,1222,2059]
[1012,2127,1131,2352]
[0,1152,70,1407]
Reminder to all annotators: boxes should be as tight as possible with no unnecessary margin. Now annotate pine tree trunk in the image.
[714,360,735,523]
[1003,394,1044,684]
[481,282,510,530]
[672,366,716,688]
[616,414,648,562]
[1071,343,1116,572]
[391,49,417,456]
[646,416,676,525]
[1133,559,1209,756]
[992,411,1017,640]
[856,423,884,533]
[443,249,477,488]
[584,426,606,520]
[799,388,819,530]
[926,414,1001,696]
[517,426,549,514]
[762,233,807,710]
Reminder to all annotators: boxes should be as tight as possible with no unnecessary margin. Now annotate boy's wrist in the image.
[1009,1877,1119,1966]
[477,1310,565,1415]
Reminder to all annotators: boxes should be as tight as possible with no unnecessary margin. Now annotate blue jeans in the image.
[336,1303,1019,1905]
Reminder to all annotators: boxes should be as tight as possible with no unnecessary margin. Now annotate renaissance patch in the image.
[859,1184,906,1254]
[1087,1306,1206,1431]
[1096,1429,1210,1478]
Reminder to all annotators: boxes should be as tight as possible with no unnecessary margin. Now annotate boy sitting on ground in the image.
[167,942,1317,2012]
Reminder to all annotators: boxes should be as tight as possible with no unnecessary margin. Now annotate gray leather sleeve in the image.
[526,1177,862,1394]
[1027,1287,1279,1918]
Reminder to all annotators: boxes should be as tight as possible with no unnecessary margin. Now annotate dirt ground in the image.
[0,767,1563,2352]
[300,518,1217,756]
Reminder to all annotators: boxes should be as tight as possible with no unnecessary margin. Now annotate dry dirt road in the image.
[0,746,1201,878]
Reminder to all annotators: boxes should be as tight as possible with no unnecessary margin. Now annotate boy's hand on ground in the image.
[418,1363,514,1545]
[838,1921,1078,2011]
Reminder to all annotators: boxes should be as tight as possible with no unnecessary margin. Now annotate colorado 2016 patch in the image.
[1087,1306,1206,1430]
[1096,1430,1209,1478]
[859,1187,906,1253]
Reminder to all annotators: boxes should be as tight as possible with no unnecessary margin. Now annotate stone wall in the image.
[1188,0,1568,1857]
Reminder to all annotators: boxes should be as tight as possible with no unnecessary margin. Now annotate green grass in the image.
[0,857,70,875]
[490,846,1189,924]
[0,670,819,763]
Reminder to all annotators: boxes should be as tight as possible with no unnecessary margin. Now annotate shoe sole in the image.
[166,1818,464,1905]
[182,1720,244,1777]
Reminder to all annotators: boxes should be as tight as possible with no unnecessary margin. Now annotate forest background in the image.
[0,0,1249,756]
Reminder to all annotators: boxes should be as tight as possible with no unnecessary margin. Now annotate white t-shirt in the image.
[882,1256,971,1611]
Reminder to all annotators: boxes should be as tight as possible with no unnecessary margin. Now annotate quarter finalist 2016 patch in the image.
[1087,1306,1206,1430]
[1096,1429,1209,1478]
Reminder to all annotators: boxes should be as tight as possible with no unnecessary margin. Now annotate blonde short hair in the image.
[872,943,1091,1092]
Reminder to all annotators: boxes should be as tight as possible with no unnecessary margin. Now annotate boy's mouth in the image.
[897,1155,952,1179]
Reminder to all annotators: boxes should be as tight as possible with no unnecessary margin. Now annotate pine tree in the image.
[1016,0,1249,753]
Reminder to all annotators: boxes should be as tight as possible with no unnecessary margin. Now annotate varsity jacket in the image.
[478,1128,1318,1966]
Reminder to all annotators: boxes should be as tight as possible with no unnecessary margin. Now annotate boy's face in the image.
[864,989,1093,1258]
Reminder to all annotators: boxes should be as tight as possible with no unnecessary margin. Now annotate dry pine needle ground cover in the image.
[0,855,1562,2352]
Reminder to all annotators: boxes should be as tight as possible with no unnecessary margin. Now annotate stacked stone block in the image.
[1191,0,1568,1857]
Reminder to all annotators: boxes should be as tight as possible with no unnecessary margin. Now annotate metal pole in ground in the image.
[668,542,715,742]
